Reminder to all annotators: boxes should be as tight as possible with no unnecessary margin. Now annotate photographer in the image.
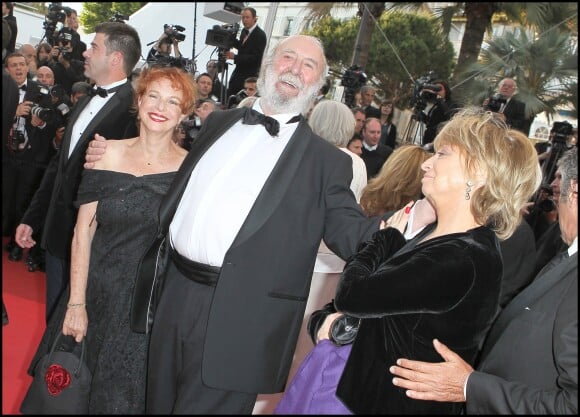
[3,53,57,265]
[483,77,529,135]
[414,81,451,149]
[146,25,183,65]
[227,76,258,109]
[64,8,86,62]
[48,30,86,95]
[225,7,266,98]
[2,2,17,56]
[538,121,576,184]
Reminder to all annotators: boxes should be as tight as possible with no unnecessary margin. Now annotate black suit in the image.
[497,220,537,308]
[502,96,528,135]
[466,250,577,414]
[21,81,138,319]
[142,107,381,413]
[3,80,57,238]
[361,143,393,180]
[226,26,267,97]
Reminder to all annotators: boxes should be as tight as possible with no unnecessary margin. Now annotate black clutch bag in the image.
[329,314,361,346]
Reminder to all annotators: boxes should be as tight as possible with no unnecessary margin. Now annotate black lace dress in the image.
[27,169,176,414]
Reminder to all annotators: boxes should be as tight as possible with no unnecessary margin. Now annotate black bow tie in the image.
[19,84,27,92]
[88,83,126,98]
[242,109,280,136]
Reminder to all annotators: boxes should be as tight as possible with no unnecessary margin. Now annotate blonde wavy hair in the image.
[360,144,431,216]
[434,107,543,240]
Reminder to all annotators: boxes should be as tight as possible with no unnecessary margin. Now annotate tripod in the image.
[216,49,230,106]
[402,108,425,145]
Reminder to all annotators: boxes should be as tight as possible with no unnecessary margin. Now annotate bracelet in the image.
[67,303,86,308]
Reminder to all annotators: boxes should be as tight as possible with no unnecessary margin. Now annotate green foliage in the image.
[459,29,578,121]
[304,11,455,106]
[79,3,147,33]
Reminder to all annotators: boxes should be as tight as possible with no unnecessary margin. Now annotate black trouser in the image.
[146,258,257,414]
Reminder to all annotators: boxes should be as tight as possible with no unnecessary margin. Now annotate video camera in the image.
[110,12,130,23]
[341,65,367,108]
[411,71,441,111]
[164,24,186,42]
[43,3,74,46]
[205,23,240,50]
[551,121,573,145]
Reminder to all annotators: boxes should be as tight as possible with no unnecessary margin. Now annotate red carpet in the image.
[2,237,46,415]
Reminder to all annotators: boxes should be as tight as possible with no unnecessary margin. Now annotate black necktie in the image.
[240,28,249,44]
[88,83,126,98]
[242,109,280,137]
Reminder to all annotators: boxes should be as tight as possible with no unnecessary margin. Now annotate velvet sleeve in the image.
[335,228,476,318]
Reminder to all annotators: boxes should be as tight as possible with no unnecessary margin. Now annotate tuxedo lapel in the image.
[66,93,124,165]
[59,94,91,160]
[230,117,310,249]
[480,252,576,359]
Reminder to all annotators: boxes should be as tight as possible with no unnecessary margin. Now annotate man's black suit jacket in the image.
[21,81,138,260]
[227,26,267,96]
[145,107,381,394]
[467,251,577,414]
[502,96,528,135]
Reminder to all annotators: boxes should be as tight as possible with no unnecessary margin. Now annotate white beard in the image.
[257,65,321,115]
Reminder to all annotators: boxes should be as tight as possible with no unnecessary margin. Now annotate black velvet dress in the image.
[27,169,176,414]
[335,225,503,414]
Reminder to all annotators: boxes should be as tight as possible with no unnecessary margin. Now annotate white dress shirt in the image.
[170,100,300,266]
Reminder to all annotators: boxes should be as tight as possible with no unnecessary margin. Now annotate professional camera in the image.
[484,93,507,113]
[43,3,73,46]
[8,130,26,152]
[205,23,239,50]
[110,11,130,23]
[341,65,367,108]
[227,89,248,109]
[411,71,441,111]
[29,84,71,127]
[164,24,186,42]
[551,121,573,144]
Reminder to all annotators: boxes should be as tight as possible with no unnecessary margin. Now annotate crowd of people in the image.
[3,3,577,415]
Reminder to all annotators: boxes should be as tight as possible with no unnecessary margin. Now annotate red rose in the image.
[45,364,71,396]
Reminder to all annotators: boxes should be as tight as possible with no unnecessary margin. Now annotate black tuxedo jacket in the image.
[467,251,577,414]
[148,107,381,393]
[227,26,267,95]
[21,81,138,260]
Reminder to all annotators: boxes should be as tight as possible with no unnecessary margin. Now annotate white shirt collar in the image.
[568,236,578,257]
[363,141,377,151]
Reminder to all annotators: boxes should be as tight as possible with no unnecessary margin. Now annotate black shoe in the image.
[26,253,45,272]
[8,245,23,262]
[4,240,16,252]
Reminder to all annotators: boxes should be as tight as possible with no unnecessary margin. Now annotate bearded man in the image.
[84,34,382,414]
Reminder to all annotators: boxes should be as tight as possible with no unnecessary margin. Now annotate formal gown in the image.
[26,169,176,414]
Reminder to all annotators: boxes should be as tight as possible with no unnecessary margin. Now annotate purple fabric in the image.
[274,339,353,415]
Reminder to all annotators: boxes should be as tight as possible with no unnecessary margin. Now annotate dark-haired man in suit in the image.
[15,22,142,322]
[390,146,578,414]
[225,7,267,98]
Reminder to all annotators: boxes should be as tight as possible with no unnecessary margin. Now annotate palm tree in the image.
[350,3,386,68]
[460,28,578,125]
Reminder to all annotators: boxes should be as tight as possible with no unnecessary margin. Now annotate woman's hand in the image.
[384,201,415,234]
[62,305,88,343]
